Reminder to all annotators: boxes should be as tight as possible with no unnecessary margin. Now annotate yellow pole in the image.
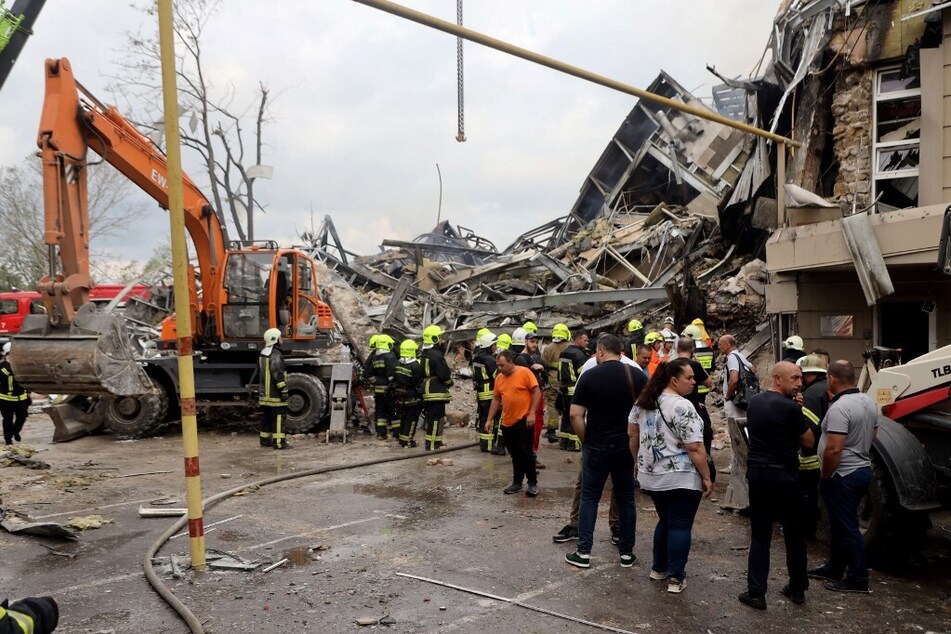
[157,0,205,570]
[353,0,800,148]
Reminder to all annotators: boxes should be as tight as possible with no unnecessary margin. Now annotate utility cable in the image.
[143,440,480,633]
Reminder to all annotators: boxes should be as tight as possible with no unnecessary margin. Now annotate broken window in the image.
[873,67,920,211]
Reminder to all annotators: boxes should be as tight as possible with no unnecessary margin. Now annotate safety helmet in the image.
[663,316,675,326]
[496,333,512,350]
[377,334,395,351]
[368,334,380,349]
[522,321,538,335]
[476,332,498,349]
[263,328,282,346]
[691,318,705,326]
[511,327,528,347]
[1,342,10,356]
[663,331,677,342]
[627,319,643,333]
[551,323,571,342]
[476,327,491,339]
[783,335,804,351]
[399,339,419,358]
[797,354,827,374]
[680,324,703,340]
[422,325,443,345]
[644,331,661,344]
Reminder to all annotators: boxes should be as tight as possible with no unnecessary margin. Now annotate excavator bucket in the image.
[10,304,153,397]
[46,395,104,443]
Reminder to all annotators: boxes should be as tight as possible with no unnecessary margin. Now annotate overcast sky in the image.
[0,1,778,276]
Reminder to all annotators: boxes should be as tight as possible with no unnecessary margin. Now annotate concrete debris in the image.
[0,506,79,541]
[65,515,114,530]
[0,453,50,469]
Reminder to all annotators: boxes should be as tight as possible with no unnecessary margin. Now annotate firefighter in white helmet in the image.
[258,328,291,449]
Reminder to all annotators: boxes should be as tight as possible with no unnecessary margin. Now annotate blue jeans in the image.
[578,444,636,555]
[820,467,871,585]
[647,488,702,582]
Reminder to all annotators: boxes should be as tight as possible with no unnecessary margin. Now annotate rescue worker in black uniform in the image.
[1,343,30,446]
[420,325,452,451]
[368,334,398,439]
[557,328,589,452]
[258,327,291,449]
[393,339,424,448]
[682,324,716,454]
[515,328,550,467]
[625,319,646,359]
[1,596,58,634]
[797,353,830,541]
[473,331,504,454]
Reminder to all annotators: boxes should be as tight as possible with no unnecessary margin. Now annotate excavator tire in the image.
[101,378,170,439]
[284,373,327,434]
[860,455,930,569]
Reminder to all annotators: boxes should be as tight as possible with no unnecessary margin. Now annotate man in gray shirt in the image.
[808,360,878,594]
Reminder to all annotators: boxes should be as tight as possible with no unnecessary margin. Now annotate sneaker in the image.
[552,525,579,543]
[13,433,20,441]
[546,432,559,444]
[503,483,522,495]
[781,584,806,605]
[825,580,870,594]
[610,527,619,546]
[738,591,766,609]
[619,553,636,568]
[490,447,507,456]
[565,551,590,569]
[649,569,667,581]
[525,484,539,497]
[807,566,842,582]
[667,578,687,594]
[260,438,273,447]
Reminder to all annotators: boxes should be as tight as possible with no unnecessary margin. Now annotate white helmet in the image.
[263,328,282,346]
[1,342,10,356]
[511,327,528,347]
[783,335,804,351]
[476,332,497,349]
[662,329,676,342]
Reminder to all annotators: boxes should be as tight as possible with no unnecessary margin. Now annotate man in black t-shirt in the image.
[739,361,815,610]
[676,337,714,455]
[563,334,646,569]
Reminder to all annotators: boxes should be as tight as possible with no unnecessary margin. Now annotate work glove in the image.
[4,596,59,634]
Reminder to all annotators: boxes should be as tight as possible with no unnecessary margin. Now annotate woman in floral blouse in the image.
[629,357,713,594]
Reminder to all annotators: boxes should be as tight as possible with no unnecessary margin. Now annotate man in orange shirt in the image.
[485,349,542,497]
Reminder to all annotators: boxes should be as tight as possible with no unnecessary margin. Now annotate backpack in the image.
[730,352,760,410]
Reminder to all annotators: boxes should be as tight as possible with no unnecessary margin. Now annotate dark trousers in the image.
[374,390,393,437]
[799,468,821,540]
[820,467,872,585]
[500,418,536,487]
[398,401,421,446]
[647,488,702,582]
[569,451,619,531]
[578,444,636,555]
[1,400,28,443]
[696,402,713,455]
[558,395,580,450]
[260,406,287,447]
[476,399,503,452]
[423,401,446,451]
[747,467,808,597]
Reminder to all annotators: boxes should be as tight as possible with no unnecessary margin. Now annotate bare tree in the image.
[0,157,144,289]
[109,0,273,243]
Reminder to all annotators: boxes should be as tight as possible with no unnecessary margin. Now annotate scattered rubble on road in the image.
[0,506,78,540]
[65,514,114,531]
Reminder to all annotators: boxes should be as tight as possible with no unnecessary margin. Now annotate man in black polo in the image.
[563,333,646,569]
[739,361,815,610]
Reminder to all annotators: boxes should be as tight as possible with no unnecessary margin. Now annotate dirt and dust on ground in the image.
[1,399,949,634]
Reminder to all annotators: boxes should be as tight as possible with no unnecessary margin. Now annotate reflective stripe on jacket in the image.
[258,346,288,407]
[471,351,496,402]
[557,345,588,396]
[420,348,452,402]
[0,363,27,402]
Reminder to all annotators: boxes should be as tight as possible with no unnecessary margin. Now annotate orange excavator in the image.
[10,58,352,439]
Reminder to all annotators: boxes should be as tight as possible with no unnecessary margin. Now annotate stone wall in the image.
[830,68,873,210]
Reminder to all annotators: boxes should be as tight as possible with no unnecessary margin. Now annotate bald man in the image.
[739,361,816,610]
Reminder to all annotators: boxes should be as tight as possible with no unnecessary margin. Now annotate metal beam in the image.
[381,238,497,257]
[471,287,668,313]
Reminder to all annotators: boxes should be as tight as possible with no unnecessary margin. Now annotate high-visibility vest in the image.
[694,347,715,394]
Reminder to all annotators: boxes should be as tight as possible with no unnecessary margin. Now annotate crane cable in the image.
[455,0,466,142]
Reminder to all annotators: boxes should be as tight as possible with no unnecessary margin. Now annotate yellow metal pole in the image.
[157,0,205,570]
[777,142,787,227]
[353,0,800,148]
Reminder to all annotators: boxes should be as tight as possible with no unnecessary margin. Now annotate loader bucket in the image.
[10,304,153,397]
[46,395,104,442]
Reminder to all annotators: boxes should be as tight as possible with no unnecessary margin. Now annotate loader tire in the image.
[101,378,170,439]
[284,373,327,434]
[860,454,930,568]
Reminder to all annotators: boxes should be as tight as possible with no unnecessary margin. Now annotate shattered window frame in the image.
[872,65,921,211]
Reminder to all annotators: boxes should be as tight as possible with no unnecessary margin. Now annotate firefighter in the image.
[682,324,716,453]
[393,339,424,448]
[510,327,528,355]
[1,343,29,446]
[420,324,453,451]
[516,329,549,467]
[645,331,664,377]
[369,334,398,439]
[496,333,512,351]
[797,353,829,541]
[692,317,713,347]
[625,319,645,359]
[258,328,290,449]
[1,596,59,634]
[522,321,538,336]
[542,323,571,443]
[473,332,505,454]
[557,327,589,451]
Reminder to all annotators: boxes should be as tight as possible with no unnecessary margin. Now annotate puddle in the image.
[282,545,312,567]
